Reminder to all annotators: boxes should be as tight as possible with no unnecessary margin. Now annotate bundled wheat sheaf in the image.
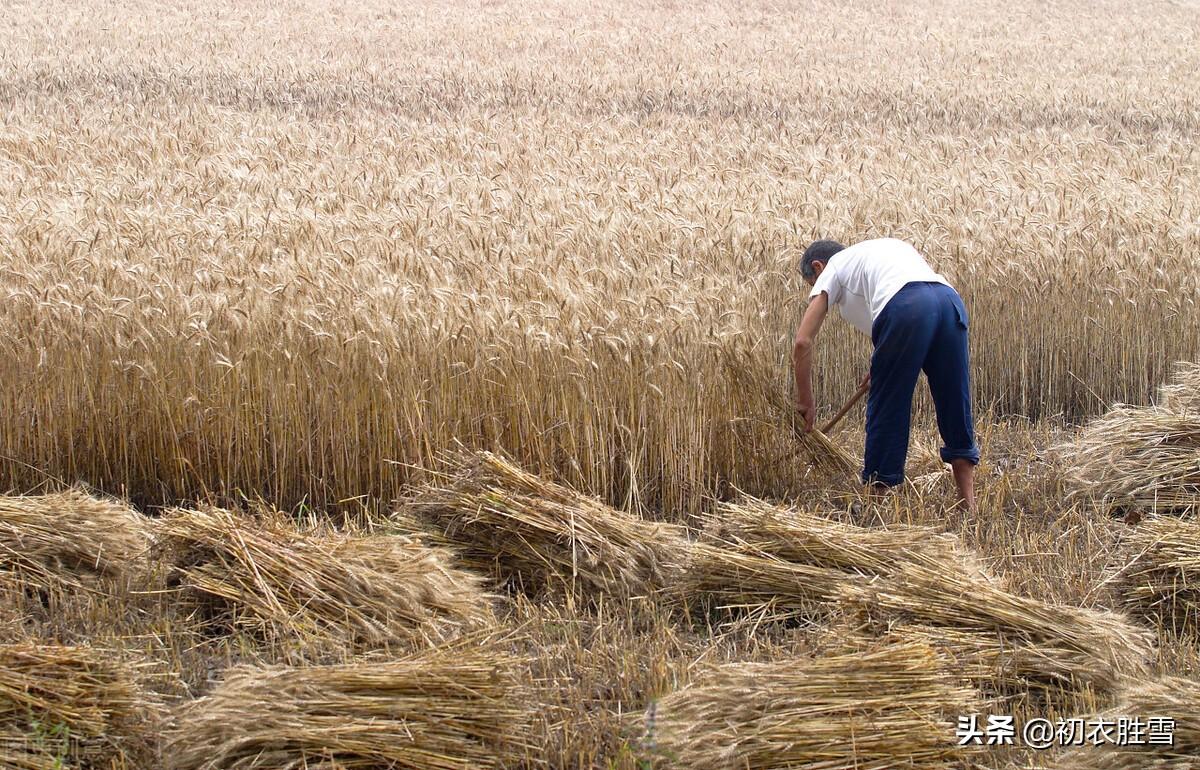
[689,496,1152,701]
[407,451,690,598]
[156,506,492,647]
[164,645,531,770]
[896,623,1131,709]
[0,643,158,770]
[841,563,1156,703]
[722,351,861,479]
[0,490,152,593]
[646,639,980,770]
[1051,676,1200,770]
[687,495,990,614]
[708,495,987,577]
[1158,362,1200,416]
[1061,362,1200,514]
[1112,515,1200,632]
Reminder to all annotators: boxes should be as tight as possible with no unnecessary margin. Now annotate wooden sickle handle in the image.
[820,381,869,435]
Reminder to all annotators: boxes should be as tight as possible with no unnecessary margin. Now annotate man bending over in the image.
[793,237,980,511]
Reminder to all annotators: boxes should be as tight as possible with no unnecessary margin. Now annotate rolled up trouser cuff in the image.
[940,446,981,465]
[862,470,905,487]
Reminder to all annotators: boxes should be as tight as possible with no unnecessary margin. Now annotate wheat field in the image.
[1,0,1198,514]
[3,0,1200,767]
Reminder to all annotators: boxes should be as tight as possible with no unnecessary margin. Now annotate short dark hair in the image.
[800,239,845,280]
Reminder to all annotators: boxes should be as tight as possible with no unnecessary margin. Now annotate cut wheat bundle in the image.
[0,489,152,593]
[896,623,1135,709]
[787,423,861,478]
[685,496,992,617]
[688,496,1151,701]
[684,541,853,617]
[1049,676,1200,769]
[164,643,531,770]
[405,451,690,599]
[1157,361,1200,416]
[644,639,981,770]
[0,642,159,770]
[156,506,493,649]
[1060,406,1200,515]
[1112,515,1200,633]
[1059,364,1200,515]
[841,563,1156,703]
[707,496,990,579]
[723,353,860,478]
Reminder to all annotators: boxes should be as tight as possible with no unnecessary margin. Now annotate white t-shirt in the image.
[808,238,950,336]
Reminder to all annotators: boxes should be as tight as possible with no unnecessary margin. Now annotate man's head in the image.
[800,239,845,286]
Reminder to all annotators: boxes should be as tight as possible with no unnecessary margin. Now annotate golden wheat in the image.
[0,1,1197,767]
[0,0,1197,515]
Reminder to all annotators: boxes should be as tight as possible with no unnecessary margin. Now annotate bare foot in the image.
[950,459,976,513]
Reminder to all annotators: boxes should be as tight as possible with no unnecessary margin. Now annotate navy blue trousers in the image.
[864,281,980,486]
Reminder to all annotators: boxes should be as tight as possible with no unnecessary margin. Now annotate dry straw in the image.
[406,450,691,599]
[723,351,860,479]
[685,541,852,616]
[687,495,990,616]
[706,496,986,577]
[840,562,1156,704]
[1111,515,1200,633]
[0,642,159,770]
[1050,676,1200,769]
[896,623,1138,709]
[156,506,493,649]
[0,489,152,593]
[689,496,1153,703]
[164,644,531,770]
[1060,362,1200,515]
[1157,361,1200,415]
[1060,406,1200,515]
[645,639,981,770]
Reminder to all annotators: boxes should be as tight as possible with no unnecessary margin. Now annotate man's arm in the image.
[793,292,829,432]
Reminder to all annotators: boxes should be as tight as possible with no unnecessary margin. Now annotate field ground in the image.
[5,418,1198,768]
[1,0,1199,768]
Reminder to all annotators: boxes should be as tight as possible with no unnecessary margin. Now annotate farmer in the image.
[793,238,980,511]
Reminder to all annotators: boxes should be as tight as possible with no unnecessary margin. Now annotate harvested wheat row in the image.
[0,490,152,595]
[687,496,993,616]
[841,563,1156,703]
[1059,406,1200,515]
[0,642,159,770]
[898,623,1134,708]
[685,541,852,617]
[707,496,990,579]
[164,644,531,770]
[1059,363,1200,515]
[1049,676,1200,769]
[646,639,981,770]
[406,451,690,599]
[686,496,1152,703]
[1112,515,1200,633]
[156,506,493,649]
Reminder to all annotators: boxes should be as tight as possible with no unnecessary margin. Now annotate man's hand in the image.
[795,392,817,433]
[792,293,828,434]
